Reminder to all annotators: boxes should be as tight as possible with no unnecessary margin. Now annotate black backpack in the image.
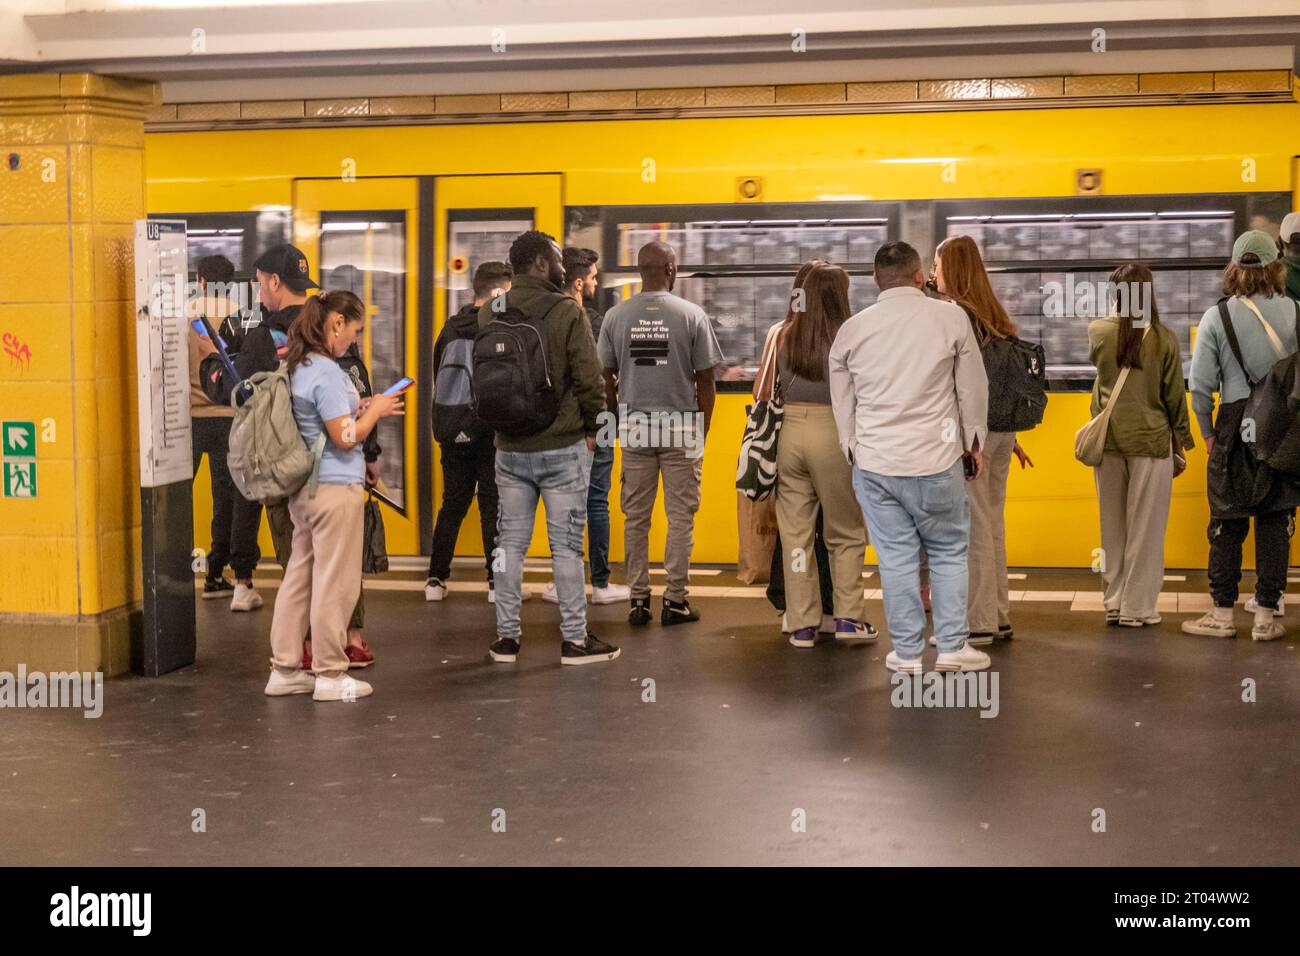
[433,316,489,446]
[983,334,1048,432]
[471,293,567,438]
[1225,298,1300,477]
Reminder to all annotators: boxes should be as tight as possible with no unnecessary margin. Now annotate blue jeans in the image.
[852,460,970,659]
[587,443,614,588]
[495,440,594,644]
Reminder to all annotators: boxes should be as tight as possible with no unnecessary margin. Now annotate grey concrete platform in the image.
[1,569,1298,866]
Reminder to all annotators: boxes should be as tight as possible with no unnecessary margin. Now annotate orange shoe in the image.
[345,641,374,669]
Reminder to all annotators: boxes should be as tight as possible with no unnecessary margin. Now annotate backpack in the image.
[227,365,324,504]
[1225,298,1300,477]
[984,335,1047,432]
[433,334,488,446]
[471,293,567,438]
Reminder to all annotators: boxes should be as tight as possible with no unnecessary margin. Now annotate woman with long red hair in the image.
[932,236,1033,644]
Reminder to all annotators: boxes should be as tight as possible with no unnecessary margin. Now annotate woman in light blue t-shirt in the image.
[264,291,404,702]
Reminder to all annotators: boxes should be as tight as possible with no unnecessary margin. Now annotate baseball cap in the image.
[252,243,319,292]
[1231,229,1279,266]
[1280,212,1300,246]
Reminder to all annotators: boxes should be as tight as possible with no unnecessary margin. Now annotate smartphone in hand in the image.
[962,453,977,479]
[382,376,415,397]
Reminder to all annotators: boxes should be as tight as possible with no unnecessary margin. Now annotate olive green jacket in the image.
[1088,318,1195,458]
[477,275,605,452]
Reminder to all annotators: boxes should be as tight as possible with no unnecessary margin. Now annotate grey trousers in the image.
[965,430,1016,633]
[1094,451,1174,620]
[621,444,703,603]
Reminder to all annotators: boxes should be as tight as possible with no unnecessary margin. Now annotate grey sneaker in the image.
[1252,608,1284,641]
[1181,610,1236,638]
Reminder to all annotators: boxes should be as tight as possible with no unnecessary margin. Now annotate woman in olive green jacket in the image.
[1088,262,1196,628]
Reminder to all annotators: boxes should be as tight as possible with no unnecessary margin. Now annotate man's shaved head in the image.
[637,241,677,292]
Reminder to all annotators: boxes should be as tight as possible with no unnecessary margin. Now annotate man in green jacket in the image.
[477,230,619,666]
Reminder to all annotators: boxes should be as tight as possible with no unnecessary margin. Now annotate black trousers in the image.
[1207,509,1295,609]
[428,439,498,582]
[766,507,834,615]
[191,416,262,581]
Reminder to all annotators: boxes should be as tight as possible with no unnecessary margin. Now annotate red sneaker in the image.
[301,638,312,671]
[345,641,374,669]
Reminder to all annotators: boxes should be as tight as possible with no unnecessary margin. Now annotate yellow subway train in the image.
[144,101,1300,570]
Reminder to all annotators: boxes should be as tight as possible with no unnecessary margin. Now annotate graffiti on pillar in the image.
[2,332,31,373]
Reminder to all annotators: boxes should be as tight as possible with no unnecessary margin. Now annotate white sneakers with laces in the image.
[231,583,263,612]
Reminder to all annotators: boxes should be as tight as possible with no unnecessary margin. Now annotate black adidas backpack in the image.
[983,334,1048,432]
[471,293,566,437]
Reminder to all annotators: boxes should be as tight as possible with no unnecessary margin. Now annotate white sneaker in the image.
[312,674,373,702]
[592,582,631,604]
[231,583,263,612]
[935,642,992,672]
[1244,595,1285,616]
[542,582,561,604]
[424,578,447,602]
[1252,607,1285,641]
[488,584,530,604]
[885,650,923,674]
[1181,608,1236,637]
[264,668,315,696]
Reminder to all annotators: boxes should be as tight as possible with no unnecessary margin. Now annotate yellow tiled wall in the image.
[0,73,156,618]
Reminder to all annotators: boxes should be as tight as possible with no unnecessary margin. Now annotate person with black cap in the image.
[198,242,320,406]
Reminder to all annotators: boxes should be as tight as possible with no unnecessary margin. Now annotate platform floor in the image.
[2,567,1298,866]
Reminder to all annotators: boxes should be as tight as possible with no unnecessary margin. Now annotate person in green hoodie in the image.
[1281,212,1300,305]
[477,231,619,666]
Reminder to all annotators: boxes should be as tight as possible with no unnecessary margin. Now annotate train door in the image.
[292,177,422,554]
[433,174,563,562]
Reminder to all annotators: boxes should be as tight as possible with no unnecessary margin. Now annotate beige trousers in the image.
[775,404,866,629]
[1094,452,1174,620]
[269,483,364,678]
[966,430,1016,633]
[621,443,703,603]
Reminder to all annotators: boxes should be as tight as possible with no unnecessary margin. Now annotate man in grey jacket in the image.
[829,241,991,675]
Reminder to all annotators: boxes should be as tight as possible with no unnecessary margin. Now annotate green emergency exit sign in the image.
[2,420,37,498]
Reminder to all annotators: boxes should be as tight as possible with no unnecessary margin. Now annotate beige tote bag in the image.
[1076,326,1149,467]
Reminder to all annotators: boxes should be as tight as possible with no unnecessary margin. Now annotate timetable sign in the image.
[134,219,193,488]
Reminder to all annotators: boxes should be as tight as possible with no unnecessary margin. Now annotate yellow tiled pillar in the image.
[0,74,158,676]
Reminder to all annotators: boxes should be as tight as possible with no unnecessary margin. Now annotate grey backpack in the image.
[227,365,324,504]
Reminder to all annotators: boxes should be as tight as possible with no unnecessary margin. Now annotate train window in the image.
[320,211,408,511]
[568,203,900,389]
[447,213,533,317]
[936,194,1290,387]
[148,209,290,280]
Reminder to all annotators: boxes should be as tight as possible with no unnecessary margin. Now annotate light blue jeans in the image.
[852,460,971,659]
[495,439,594,644]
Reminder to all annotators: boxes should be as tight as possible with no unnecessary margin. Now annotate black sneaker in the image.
[561,632,621,666]
[202,577,235,600]
[662,598,700,626]
[997,624,1014,640]
[628,598,651,626]
[488,637,520,663]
